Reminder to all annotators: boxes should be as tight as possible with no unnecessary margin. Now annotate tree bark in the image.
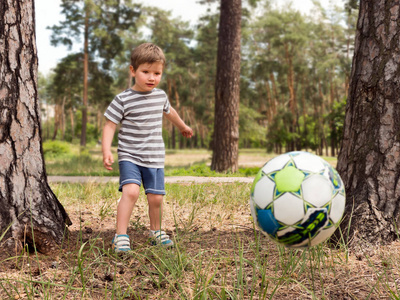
[52,102,61,140]
[270,73,278,112]
[329,69,336,157]
[336,0,400,246]
[0,0,71,254]
[80,2,89,146]
[284,43,297,152]
[61,96,66,140]
[211,0,241,172]
[70,107,75,141]
[264,80,272,123]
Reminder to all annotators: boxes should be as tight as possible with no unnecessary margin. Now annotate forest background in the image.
[37,0,358,158]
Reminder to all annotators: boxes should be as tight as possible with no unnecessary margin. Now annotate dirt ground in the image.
[1,180,400,299]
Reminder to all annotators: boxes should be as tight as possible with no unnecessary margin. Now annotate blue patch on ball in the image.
[256,208,280,236]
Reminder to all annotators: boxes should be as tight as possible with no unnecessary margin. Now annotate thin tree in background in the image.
[82,3,90,146]
[211,0,242,172]
[336,0,400,245]
[0,0,71,253]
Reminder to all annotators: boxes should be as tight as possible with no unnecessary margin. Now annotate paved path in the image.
[48,176,254,184]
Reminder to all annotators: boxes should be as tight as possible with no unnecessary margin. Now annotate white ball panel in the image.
[276,226,296,237]
[274,194,305,225]
[302,175,333,207]
[253,176,275,209]
[292,152,325,173]
[262,154,291,174]
[309,226,337,246]
[330,193,346,224]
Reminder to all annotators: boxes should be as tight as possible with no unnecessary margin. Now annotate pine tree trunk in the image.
[329,72,336,157]
[0,0,71,254]
[270,73,278,112]
[285,43,297,152]
[52,103,60,140]
[70,108,75,141]
[61,97,66,140]
[264,81,272,123]
[80,3,89,146]
[211,0,241,172]
[172,126,176,149]
[336,0,400,245]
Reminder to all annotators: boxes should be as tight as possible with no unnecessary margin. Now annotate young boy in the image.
[102,43,193,252]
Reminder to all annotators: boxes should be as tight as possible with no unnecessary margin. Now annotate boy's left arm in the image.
[164,107,193,138]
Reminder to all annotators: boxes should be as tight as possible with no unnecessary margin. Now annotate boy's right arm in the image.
[102,120,117,170]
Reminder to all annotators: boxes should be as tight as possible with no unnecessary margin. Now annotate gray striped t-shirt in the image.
[104,88,171,168]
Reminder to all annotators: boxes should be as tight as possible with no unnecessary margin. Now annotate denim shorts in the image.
[118,161,166,195]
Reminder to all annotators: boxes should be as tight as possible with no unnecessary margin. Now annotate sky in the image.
[34,0,345,76]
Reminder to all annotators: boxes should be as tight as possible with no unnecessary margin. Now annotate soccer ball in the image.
[250,151,345,248]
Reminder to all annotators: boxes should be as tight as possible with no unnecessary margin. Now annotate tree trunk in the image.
[329,70,336,157]
[264,81,272,123]
[46,102,50,140]
[80,3,89,146]
[0,0,71,254]
[52,103,60,140]
[172,126,176,149]
[172,79,184,149]
[336,0,400,246]
[166,78,175,149]
[318,81,327,156]
[70,107,75,141]
[211,0,241,172]
[284,43,297,152]
[285,43,296,118]
[270,73,279,112]
[61,96,66,140]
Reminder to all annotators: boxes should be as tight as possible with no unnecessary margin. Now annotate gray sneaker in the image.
[149,230,174,247]
[111,234,131,253]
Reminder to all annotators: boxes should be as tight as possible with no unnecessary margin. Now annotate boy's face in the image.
[130,62,163,92]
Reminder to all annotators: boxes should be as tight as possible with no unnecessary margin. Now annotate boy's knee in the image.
[122,184,140,201]
[147,193,163,206]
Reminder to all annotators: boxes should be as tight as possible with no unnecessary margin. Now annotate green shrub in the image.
[43,140,71,158]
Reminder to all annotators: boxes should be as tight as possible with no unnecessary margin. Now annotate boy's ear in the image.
[129,65,136,77]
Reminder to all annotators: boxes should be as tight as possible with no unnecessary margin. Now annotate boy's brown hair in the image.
[130,43,166,70]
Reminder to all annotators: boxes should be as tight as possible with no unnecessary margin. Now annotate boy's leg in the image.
[142,167,173,247]
[113,161,142,252]
[147,193,163,231]
[112,183,139,252]
[141,166,166,231]
[116,183,140,235]
[148,193,173,246]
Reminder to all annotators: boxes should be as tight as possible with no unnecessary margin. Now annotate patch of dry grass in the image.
[1,182,398,299]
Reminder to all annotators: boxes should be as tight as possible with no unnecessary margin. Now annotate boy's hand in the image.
[102,120,117,170]
[181,125,193,138]
[164,107,193,138]
[103,151,114,170]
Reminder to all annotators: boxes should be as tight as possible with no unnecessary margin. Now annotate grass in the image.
[44,146,337,177]
[1,182,400,299]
